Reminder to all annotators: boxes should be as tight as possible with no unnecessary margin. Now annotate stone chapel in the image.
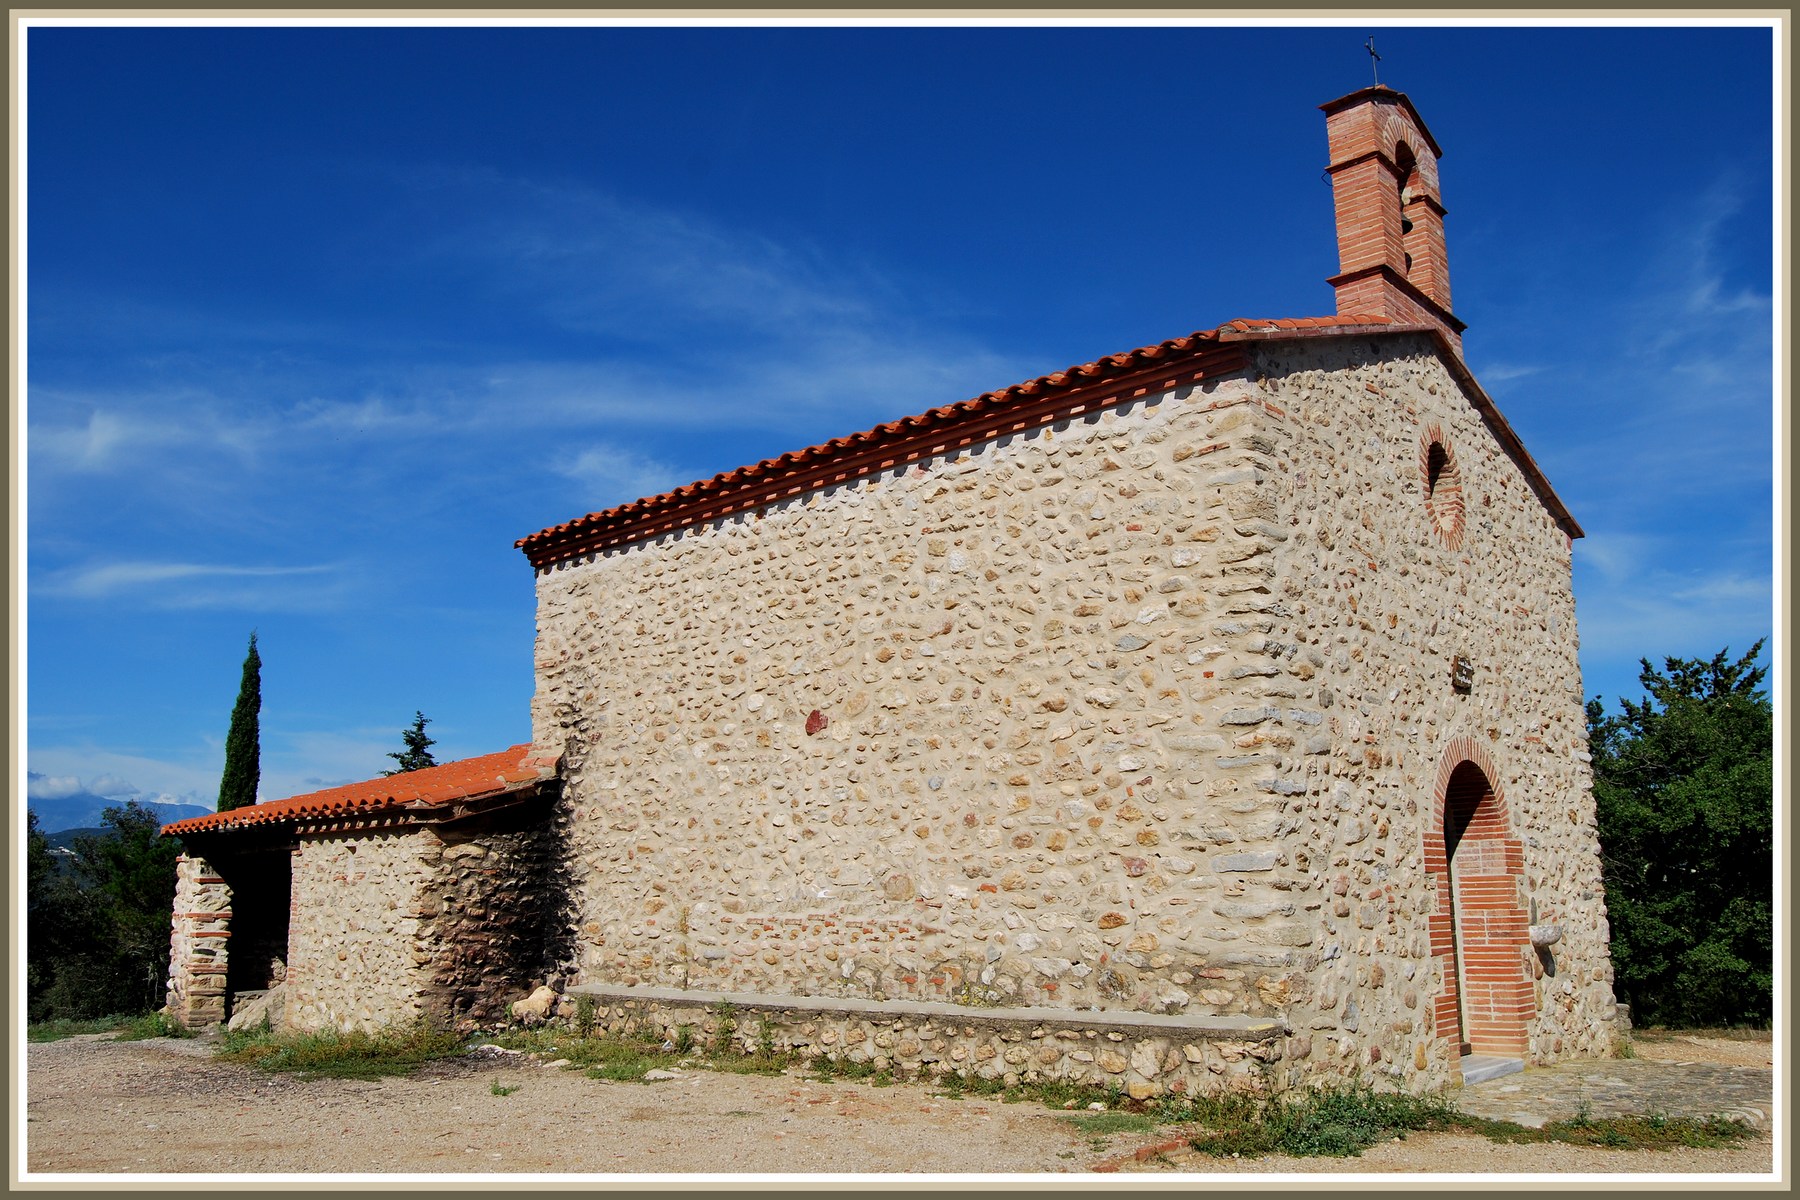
[164,85,1623,1097]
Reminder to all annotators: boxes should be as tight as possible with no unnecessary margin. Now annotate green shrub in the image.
[1189,1084,1455,1159]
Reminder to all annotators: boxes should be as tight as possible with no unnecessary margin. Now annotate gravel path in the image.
[22,1032,1776,1178]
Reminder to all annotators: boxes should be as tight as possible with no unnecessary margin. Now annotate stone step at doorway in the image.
[1461,1054,1525,1086]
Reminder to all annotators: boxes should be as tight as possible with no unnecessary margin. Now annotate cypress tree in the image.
[217,633,261,811]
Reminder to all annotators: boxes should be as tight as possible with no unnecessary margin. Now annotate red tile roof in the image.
[516,311,1578,567]
[161,744,556,837]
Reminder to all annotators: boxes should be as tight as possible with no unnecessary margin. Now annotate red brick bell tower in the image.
[1322,86,1466,356]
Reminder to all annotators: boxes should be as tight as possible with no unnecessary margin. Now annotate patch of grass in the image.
[467,1017,1761,1158]
[487,1026,681,1082]
[1454,1111,1754,1151]
[215,1019,465,1081]
[1058,1109,1158,1152]
[490,1082,519,1097]
[1182,1083,1756,1160]
[1060,1110,1157,1138]
[114,1011,194,1041]
[26,1014,138,1042]
[582,1040,680,1082]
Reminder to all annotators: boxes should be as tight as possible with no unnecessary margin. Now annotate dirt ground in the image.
[21,1030,1777,1179]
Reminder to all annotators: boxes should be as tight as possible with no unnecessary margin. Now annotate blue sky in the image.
[21,19,1779,814]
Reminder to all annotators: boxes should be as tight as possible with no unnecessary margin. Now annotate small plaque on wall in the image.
[1451,655,1474,693]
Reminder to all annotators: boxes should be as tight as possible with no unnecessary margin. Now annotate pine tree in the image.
[1588,641,1772,1027]
[217,633,261,812]
[385,711,438,775]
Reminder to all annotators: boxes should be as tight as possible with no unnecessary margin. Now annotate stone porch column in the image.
[166,853,232,1028]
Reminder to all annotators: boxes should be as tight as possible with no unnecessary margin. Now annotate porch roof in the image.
[160,744,558,837]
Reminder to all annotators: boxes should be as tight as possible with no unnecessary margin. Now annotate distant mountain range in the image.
[27,793,214,836]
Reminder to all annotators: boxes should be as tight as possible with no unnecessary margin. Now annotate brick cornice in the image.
[1320,86,1445,158]
[1326,264,1468,334]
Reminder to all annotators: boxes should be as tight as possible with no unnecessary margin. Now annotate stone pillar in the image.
[166,852,232,1028]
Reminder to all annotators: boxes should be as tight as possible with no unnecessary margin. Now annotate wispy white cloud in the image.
[425,169,892,341]
[555,443,687,511]
[28,399,263,474]
[37,560,349,610]
[1575,566,1773,676]
[1470,362,1542,384]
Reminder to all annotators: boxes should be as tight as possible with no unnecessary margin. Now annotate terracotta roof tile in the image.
[160,744,554,837]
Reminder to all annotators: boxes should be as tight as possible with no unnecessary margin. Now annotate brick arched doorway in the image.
[1426,740,1531,1062]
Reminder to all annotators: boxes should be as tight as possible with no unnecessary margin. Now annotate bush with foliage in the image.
[1587,642,1772,1027]
[26,801,182,1021]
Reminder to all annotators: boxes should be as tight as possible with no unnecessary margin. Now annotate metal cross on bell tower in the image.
[1365,36,1382,86]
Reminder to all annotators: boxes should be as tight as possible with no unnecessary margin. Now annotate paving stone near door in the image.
[1456,1058,1772,1130]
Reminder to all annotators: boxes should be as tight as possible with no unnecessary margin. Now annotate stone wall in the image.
[534,374,1340,1017]
[1245,335,1617,1081]
[415,794,576,1027]
[282,829,437,1033]
[528,335,1617,1093]
[277,799,567,1034]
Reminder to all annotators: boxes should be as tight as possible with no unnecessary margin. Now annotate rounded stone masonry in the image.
[566,983,1289,1100]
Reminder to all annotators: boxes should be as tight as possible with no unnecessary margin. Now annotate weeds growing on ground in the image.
[27,1014,139,1042]
[486,1022,785,1082]
[1186,1084,1459,1158]
[115,1011,194,1041]
[215,1019,465,1080]
[27,1011,192,1043]
[572,994,596,1039]
[1058,1109,1157,1151]
[197,1012,1759,1157]
[1177,1083,1755,1159]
